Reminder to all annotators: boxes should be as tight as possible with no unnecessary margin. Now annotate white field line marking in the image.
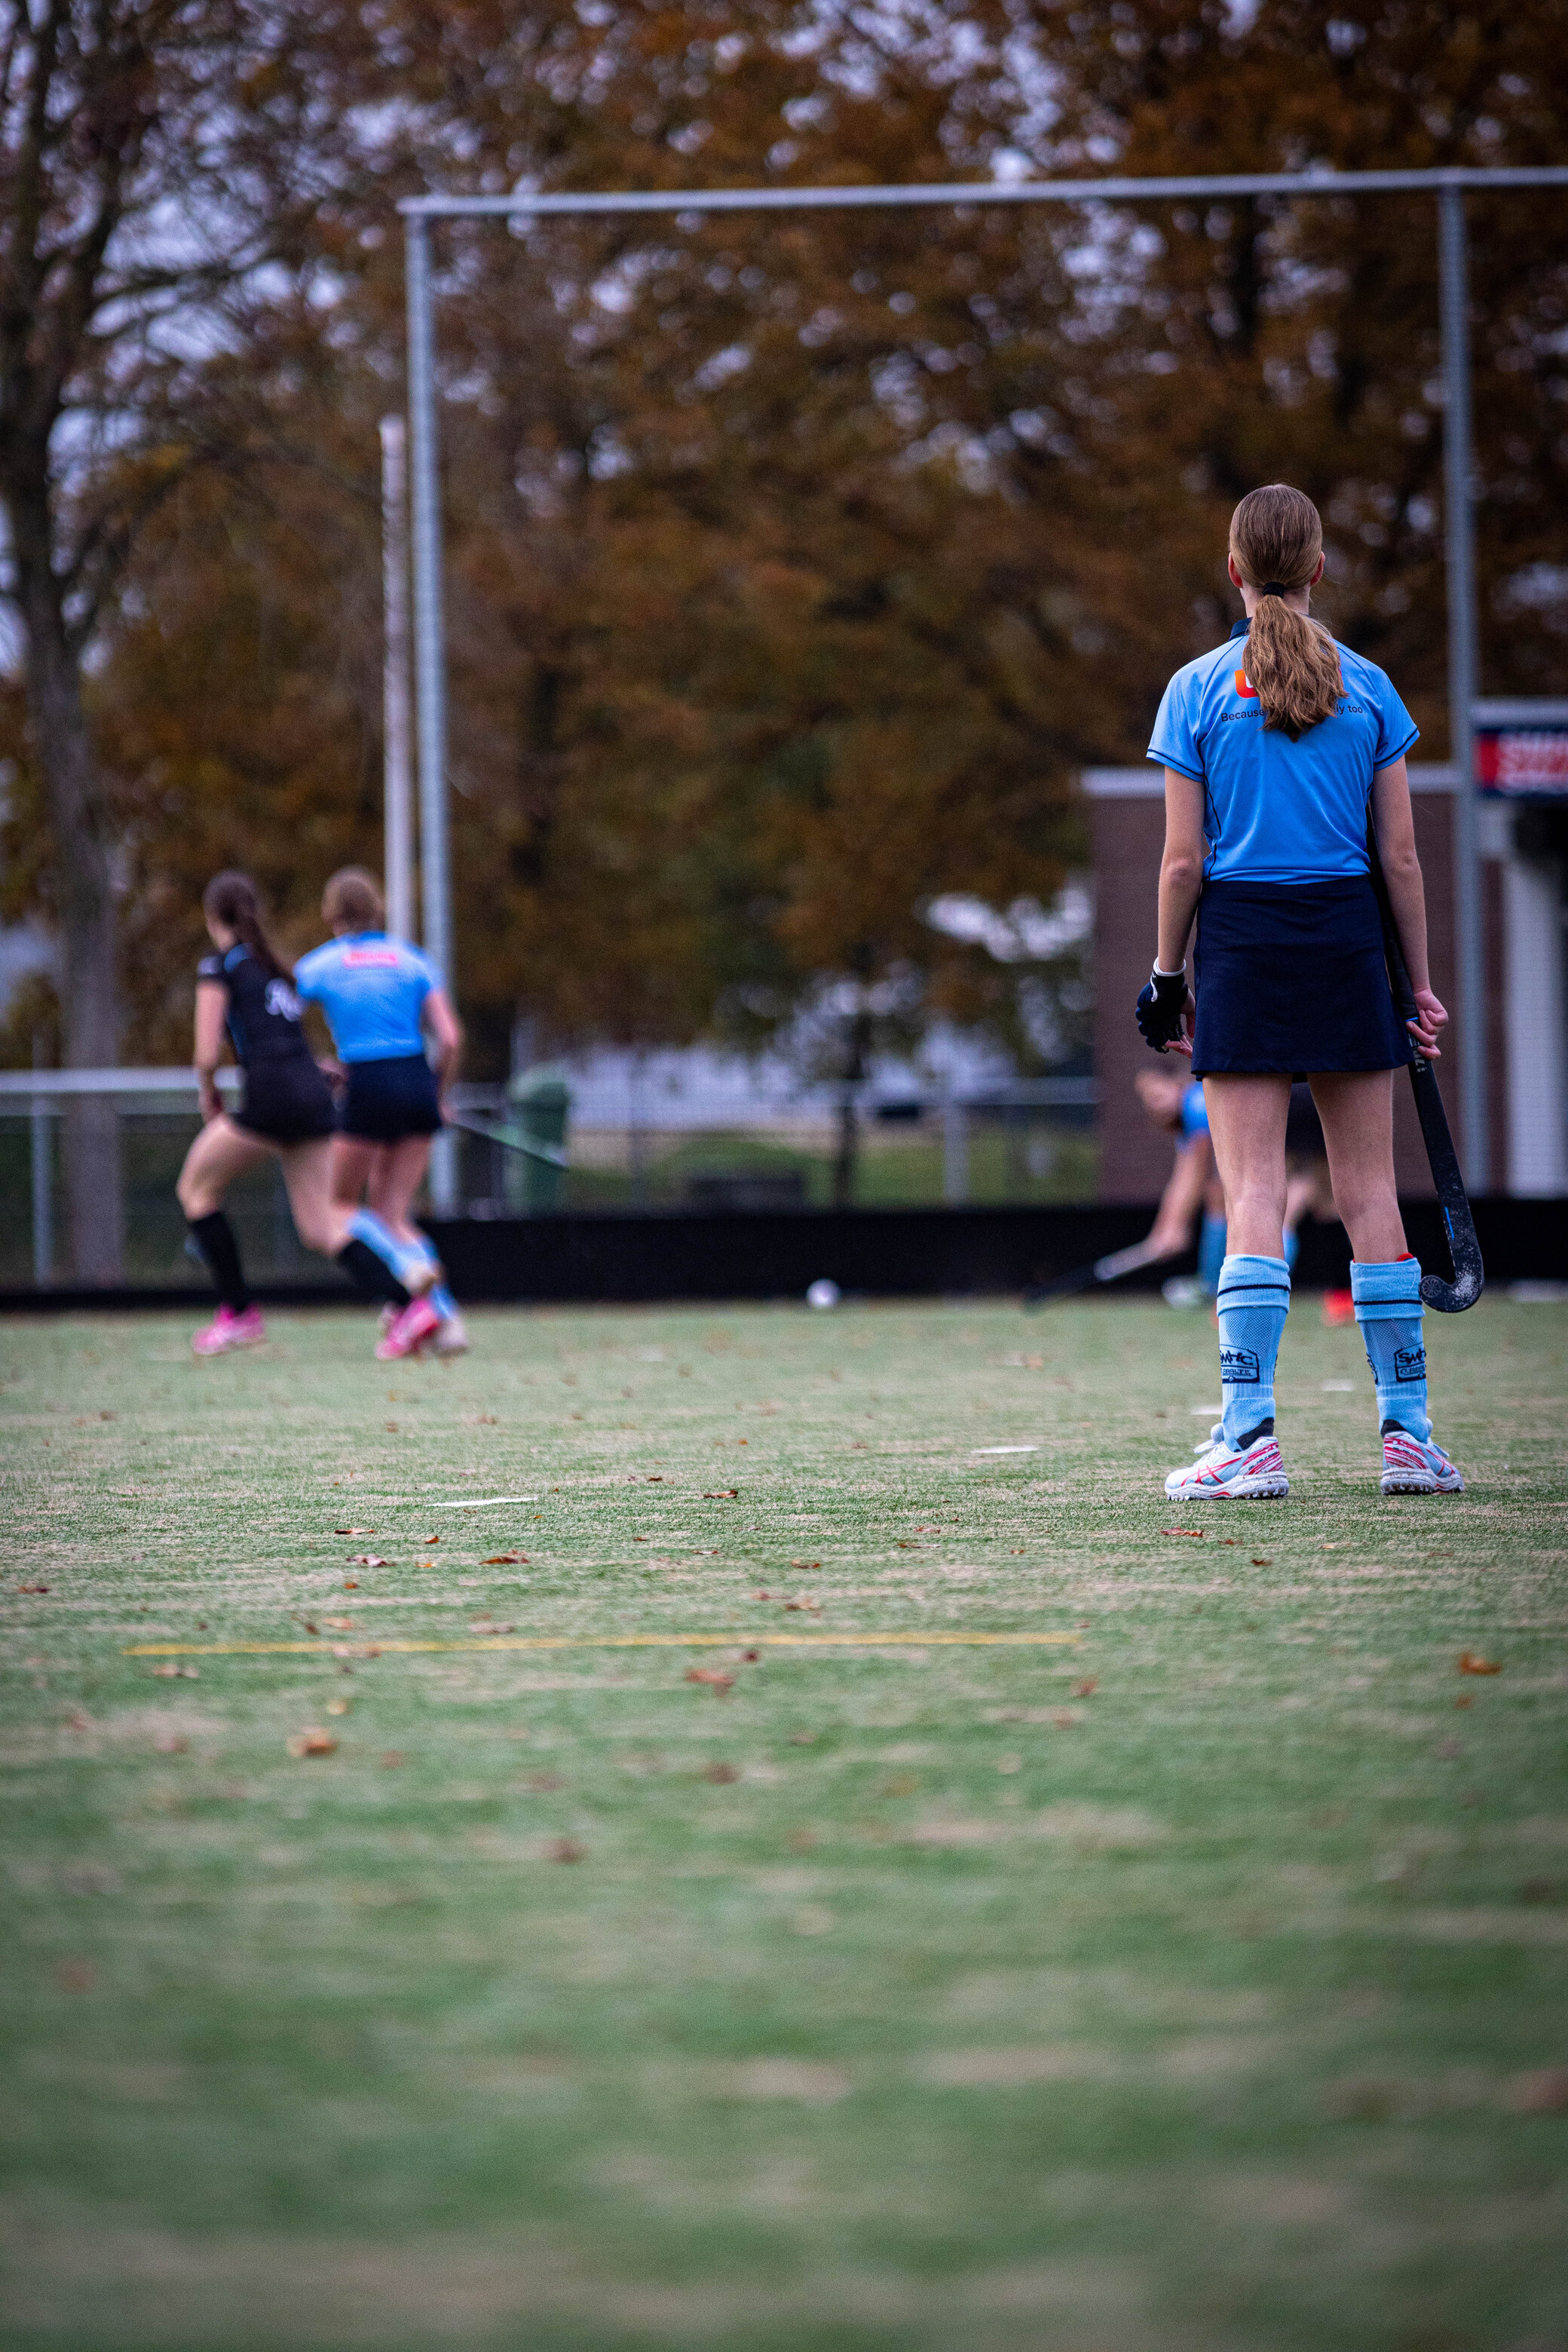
[125,1631,1082,1658]
[431,1496,541,1508]
[971,1445,1038,1456]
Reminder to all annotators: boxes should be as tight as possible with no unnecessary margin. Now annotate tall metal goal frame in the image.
[401,163,1568,1205]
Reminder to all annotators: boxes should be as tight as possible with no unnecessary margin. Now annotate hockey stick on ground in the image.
[1021,1239,1175,1309]
[1365,820,1484,1312]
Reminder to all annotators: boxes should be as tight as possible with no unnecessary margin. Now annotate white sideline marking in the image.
[433,1496,542,1508]
[971,1445,1038,1456]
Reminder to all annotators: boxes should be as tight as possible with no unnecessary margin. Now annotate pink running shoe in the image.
[191,1304,266,1357]
[375,1296,442,1361]
[1380,1425,1465,1495]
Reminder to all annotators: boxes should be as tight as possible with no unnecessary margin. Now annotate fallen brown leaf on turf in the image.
[484,1554,525,1565]
[348,1555,389,1568]
[703,1490,739,1499]
[473,1622,516,1634]
[151,1665,198,1679]
[334,1528,375,1536]
[421,1535,440,1545]
[702,1761,740,1784]
[546,1838,585,1863]
[326,1698,351,1717]
[17,1583,49,1594]
[1506,2068,1568,2115]
[1458,1652,1502,1675]
[790,1559,821,1570]
[741,1649,760,1662]
[1162,1528,1205,1539]
[342,1581,359,1591]
[687,1667,733,1692]
[753,1590,772,1600]
[1071,1679,1098,1699]
[287,1729,338,1758]
[1251,1557,1272,1566]
[784,1597,820,1613]
[323,1616,354,1631]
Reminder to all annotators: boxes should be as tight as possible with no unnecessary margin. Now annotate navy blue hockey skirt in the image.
[339,1055,443,1144]
[1190,877,1413,1077]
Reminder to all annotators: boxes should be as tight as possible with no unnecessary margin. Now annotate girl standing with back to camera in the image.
[1138,483,1465,1502]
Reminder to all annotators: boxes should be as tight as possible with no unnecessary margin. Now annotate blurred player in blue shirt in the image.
[296,867,467,1355]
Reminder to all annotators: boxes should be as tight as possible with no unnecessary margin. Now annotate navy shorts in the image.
[1191,878,1413,1078]
[340,1055,443,1144]
[232,1057,337,1146]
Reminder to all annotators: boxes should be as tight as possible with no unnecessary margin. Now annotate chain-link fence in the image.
[0,1070,1099,1290]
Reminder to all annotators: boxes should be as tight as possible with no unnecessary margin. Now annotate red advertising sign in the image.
[1474,703,1568,798]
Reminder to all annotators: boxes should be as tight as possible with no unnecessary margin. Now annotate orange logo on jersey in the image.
[1234,670,1257,699]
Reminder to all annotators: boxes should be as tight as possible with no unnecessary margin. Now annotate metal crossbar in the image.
[397,163,1568,1199]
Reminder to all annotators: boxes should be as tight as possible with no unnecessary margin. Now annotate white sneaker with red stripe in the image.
[375,1296,442,1361]
[1380,1424,1465,1495]
[1164,1428,1289,1501]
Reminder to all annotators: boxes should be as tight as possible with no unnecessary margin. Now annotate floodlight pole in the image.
[400,164,1568,1206]
[1439,186,1487,1190]
[379,415,415,945]
[404,216,458,1213]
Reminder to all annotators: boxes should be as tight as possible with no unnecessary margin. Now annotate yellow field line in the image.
[123,1631,1081,1657]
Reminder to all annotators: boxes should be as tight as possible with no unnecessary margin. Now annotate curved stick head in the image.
[1421,1266,1484,1314]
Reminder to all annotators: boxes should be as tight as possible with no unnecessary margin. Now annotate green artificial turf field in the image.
[2,1296,1566,2352]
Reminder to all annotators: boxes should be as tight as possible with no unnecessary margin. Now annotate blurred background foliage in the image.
[2,0,1565,1076]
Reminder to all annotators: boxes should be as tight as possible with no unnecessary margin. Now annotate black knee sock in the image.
[336,1239,411,1310]
[187,1212,250,1313]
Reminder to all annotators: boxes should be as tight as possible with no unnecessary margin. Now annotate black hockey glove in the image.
[1136,966,1190,1053]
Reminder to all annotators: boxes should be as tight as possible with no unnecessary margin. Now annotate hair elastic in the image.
[1260,580,1288,597]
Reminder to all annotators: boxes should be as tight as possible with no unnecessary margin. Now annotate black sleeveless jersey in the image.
[197,945,315,1068]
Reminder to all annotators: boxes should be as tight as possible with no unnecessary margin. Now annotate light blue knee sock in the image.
[406,1229,458,1321]
[1217,1254,1291,1450]
[1197,1212,1227,1294]
[348,1208,418,1285]
[1351,1257,1429,1440]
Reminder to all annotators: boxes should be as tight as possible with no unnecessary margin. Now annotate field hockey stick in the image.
[1365,821,1484,1312]
[1021,1238,1172,1309]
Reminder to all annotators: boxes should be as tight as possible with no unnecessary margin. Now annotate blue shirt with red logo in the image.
[1147,626,1419,884]
[293,932,437,1061]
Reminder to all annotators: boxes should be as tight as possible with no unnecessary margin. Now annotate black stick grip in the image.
[1365,824,1484,1312]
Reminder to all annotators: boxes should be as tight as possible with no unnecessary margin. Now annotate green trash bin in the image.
[504,1068,571,1212]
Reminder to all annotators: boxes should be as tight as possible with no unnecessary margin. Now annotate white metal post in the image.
[1439,182,1489,1192]
[379,415,415,943]
[405,217,458,1213]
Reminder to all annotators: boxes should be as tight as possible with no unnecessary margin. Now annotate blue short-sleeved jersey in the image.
[292,932,437,1062]
[1180,1080,1210,1142]
[1147,629,1418,884]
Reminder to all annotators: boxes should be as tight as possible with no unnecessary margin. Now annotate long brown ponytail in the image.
[202,871,292,982]
[1230,484,1343,739]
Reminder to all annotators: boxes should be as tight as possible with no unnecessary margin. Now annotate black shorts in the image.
[339,1055,443,1144]
[232,1058,337,1146]
[1191,878,1413,1078]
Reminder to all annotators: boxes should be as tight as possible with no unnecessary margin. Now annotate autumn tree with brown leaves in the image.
[4,1,1565,1194]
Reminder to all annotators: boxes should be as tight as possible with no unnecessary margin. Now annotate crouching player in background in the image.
[1132,1068,1228,1309]
[295,868,467,1359]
